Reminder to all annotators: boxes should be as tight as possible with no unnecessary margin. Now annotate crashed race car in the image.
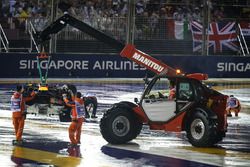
[20,45,97,122]
[23,83,98,122]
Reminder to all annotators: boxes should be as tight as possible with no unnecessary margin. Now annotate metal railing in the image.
[237,23,249,56]
[0,24,9,52]
[27,21,40,53]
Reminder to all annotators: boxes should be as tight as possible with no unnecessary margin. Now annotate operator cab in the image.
[140,75,195,122]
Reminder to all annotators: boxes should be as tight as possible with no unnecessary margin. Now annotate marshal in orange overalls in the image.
[63,92,85,145]
[168,80,176,100]
[10,86,36,142]
[226,95,241,117]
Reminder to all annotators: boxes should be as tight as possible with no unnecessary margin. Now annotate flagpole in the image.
[207,0,211,56]
[202,0,210,56]
[126,0,135,44]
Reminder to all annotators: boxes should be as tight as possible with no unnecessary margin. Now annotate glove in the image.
[31,91,36,96]
[62,94,67,99]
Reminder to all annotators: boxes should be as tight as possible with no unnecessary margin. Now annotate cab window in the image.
[177,82,193,100]
[144,77,170,100]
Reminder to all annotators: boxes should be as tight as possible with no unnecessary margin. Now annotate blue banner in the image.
[0,53,249,78]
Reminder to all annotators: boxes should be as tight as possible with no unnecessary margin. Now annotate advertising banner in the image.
[0,53,249,78]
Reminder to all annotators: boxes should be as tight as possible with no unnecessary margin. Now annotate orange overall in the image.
[64,97,85,144]
[168,87,176,100]
[10,91,35,141]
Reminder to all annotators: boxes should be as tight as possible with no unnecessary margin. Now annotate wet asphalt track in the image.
[0,82,250,167]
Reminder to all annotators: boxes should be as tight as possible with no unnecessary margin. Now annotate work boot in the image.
[68,143,78,147]
[13,140,23,146]
[227,113,232,117]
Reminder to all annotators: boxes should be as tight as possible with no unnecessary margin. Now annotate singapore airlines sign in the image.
[19,59,146,71]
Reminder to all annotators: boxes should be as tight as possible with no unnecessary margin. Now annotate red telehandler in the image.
[34,6,228,146]
[101,44,228,147]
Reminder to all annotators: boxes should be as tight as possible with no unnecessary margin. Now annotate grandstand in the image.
[0,0,249,55]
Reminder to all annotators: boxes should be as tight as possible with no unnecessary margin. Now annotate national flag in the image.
[174,21,189,40]
[167,19,189,40]
[190,21,238,53]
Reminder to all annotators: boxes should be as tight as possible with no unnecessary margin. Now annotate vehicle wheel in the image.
[211,130,224,144]
[186,111,217,147]
[100,107,142,144]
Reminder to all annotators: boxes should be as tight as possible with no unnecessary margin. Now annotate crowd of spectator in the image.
[1,0,49,31]
[0,0,249,39]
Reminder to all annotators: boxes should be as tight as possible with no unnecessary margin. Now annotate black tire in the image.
[211,130,224,144]
[186,111,217,147]
[100,107,142,144]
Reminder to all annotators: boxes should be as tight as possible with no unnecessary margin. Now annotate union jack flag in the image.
[190,21,238,53]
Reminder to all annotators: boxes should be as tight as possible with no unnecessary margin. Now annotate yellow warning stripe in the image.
[183,146,250,160]
[13,146,81,166]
